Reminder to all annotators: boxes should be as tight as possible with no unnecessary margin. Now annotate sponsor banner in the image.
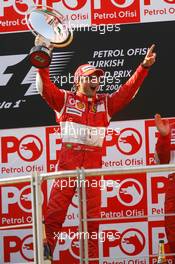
[147,172,168,221]
[0,119,174,262]
[99,222,149,263]
[52,226,79,264]
[144,119,158,165]
[91,0,140,25]
[1,0,175,34]
[0,22,175,128]
[1,226,78,264]
[2,222,173,263]
[0,0,91,33]
[0,126,46,176]
[51,0,91,28]
[101,174,147,222]
[149,221,174,263]
[0,182,47,228]
[141,0,175,23]
[52,223,149,263]
[102,120,146,168]
[0,0,40,33]
[0,183,32,228]
[0,228,34,263]
[45,126,62,173]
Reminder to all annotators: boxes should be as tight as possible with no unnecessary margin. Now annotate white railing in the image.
[1,164,175,263]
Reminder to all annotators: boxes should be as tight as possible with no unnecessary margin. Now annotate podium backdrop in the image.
[0,0,175,263]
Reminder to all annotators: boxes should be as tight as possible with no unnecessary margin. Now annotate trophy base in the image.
[29,46,52,68]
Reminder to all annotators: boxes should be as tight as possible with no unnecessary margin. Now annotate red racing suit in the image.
[156,123,175,259]
[37,65,148,263]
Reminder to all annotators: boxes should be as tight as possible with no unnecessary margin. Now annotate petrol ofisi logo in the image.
[1,134,43,163]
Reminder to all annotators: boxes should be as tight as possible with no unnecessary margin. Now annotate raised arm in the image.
[107,44,156,118]
[155,114,171,164]
[36,67,65,112]
[35,35,65,112]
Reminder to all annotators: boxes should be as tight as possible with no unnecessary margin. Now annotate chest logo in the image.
[76,101,86,111]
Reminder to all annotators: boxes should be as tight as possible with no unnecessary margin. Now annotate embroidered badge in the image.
[91,104,97,113]
[76,101,86,111]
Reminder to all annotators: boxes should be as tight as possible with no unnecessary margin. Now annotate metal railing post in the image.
[31,171,38,263]
[31,171,44,264]
[77,168,84,264]
[80,168,89,264]
[35,171,44,263]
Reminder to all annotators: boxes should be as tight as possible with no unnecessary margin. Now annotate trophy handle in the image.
[53,31,73,48]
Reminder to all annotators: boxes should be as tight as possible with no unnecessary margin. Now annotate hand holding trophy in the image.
[26,6,73,68]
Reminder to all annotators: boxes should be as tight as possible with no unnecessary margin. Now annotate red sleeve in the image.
[155,133,171,164]
[37,67,65,112]
[107,64,149,118]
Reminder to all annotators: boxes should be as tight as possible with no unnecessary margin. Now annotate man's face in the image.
[77,74,100,98]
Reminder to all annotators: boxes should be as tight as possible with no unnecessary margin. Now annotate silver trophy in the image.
[26,5,73,68]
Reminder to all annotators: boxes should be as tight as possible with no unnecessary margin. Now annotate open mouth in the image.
[90,85,97,91]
